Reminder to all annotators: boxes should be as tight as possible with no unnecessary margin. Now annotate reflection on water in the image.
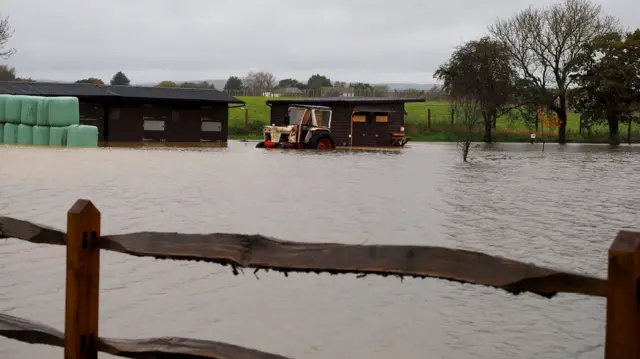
[1,141,639,359]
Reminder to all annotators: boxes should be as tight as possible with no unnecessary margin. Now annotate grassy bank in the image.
[228,96,640,143]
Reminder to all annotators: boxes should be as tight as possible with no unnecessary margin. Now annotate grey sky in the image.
[1,0,637,85]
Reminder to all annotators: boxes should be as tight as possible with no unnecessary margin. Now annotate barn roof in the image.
[265,97,426,106]
[0,81,244,104]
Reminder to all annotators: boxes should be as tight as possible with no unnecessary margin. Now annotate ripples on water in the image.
[1,141,639,359]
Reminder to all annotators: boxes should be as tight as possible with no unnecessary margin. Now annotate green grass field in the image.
[228,96,640,143]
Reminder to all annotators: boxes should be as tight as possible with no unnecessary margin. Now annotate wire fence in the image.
[223,88,430,99]
[227,100,640,143]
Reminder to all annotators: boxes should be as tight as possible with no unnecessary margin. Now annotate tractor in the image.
[256,105,336,150]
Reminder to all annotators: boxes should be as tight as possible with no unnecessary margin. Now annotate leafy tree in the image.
[224,76,244,91]
[489,0,621,144]
[571,29,640,145]
[110,71,130,85]
[155,80,178,87]
[350,82,374,94]
[0,65,34,82]
[307,74,331,89]
[75,77,104,84]
[0,15,15,59]
[333,81,347,87]
[434,36,517,142]
[278,78,305,89]
[0,64,16,81]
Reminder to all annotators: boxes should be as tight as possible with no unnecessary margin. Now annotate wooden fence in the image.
[0,199,637,359]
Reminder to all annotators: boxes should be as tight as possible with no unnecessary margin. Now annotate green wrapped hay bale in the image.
[48,97,80,127]
[0,123,4,144]
[66,124,98,147]
[3,123,18,144]
[4,95,24,124]
[17,124,34,145]
[33,125,50,146]
[49,126,69,147]
[0,94,12,123]
[36,97,50,126]
[20,96,41,125]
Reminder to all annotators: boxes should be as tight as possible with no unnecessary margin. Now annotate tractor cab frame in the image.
[256,104,336,150]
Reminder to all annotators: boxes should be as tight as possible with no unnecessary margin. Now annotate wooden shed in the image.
[266,97,425,147]
[0,81,244,146]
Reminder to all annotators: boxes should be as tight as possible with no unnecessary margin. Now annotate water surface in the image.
[1,141,639,359]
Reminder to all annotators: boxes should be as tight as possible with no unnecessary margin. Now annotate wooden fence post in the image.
[605,230,640,359]
[65,199,101,359]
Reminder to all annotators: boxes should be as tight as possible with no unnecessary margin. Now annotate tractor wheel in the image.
[255,141,265,148]
[309,132,335,150]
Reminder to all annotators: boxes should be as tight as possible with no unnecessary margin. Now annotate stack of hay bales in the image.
[1,94,23,144]
[0,94,98,147]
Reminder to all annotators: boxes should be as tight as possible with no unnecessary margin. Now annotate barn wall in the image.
[199,105,228,142]
[79,101,106,142]
[104,100,229,144]
[327,104,351,146]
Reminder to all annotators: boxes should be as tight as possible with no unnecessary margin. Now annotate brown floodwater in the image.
[1,141,639,359]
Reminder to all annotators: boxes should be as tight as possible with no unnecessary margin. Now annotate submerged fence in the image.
[0,199,637,358]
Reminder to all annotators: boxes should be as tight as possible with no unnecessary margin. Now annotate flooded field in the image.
[1,141,639,359]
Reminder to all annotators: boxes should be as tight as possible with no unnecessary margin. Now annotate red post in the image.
[605,230,640,359]
[244,108,249,134]
[427,108,431,130]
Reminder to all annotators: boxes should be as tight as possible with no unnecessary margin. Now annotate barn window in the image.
[143,120,165,131]
[202,121,222,132]
[375,115,389,123]
[352,115,366,122]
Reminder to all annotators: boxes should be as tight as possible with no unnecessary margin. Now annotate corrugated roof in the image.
[266,96,426,105]
[0,81,244,104]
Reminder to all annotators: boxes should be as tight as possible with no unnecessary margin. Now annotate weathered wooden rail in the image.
[0,199,637,359]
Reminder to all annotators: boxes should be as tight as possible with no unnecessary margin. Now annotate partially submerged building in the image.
[0,81,244,145]
[266,97,425,147]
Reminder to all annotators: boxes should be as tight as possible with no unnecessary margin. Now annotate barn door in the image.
[351,113,375,146]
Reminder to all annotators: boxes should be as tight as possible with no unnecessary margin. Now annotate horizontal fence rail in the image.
[0,312,290,359]
[0,199,638,359]
[0,214,607,298]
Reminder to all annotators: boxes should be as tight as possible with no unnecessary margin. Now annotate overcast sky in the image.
[1,0,637,85]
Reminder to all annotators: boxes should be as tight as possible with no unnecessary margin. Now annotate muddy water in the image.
[1,141,639,359]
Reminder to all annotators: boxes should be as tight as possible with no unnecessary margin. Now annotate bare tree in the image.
[0,15,15,59]
[488,0,621,144]
[454,96,483,162]
[243,71,276,94]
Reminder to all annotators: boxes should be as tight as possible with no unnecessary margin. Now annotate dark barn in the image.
[0,81,244,145]
[266,97,425,147]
